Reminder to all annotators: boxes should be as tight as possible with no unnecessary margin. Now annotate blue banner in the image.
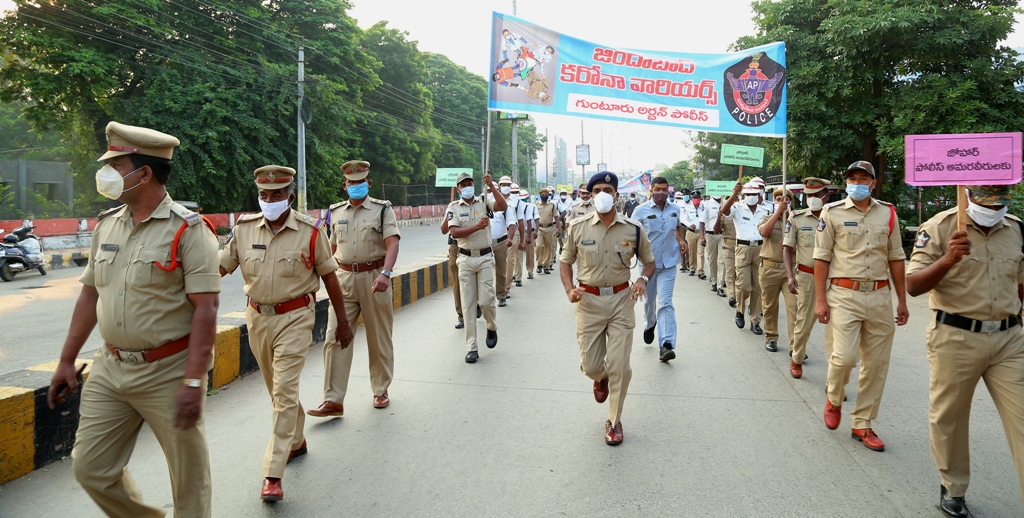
[488,13,787,137]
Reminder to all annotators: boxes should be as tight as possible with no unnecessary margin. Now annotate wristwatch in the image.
[182,378,203,388]
[639,274,650,283]
[381,270,392,278]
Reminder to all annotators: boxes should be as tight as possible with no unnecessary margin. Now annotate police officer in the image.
[309,160,400,419]
[676,190,689,272]
[503,180,526,294]
[722,182,768,335]
[488,180,516,307]
[448,171,507,362]
[557,188,572,251]
[682,190,705,278]
[906,184,1024,516]
[560,172,655,445]
[49,122,220,517]
[536,187,560,274]
[568,182,595,221]
[220,165,354,500]
[518,190,537,280]
[757,188,797,353]
[816,161,908,452]
[444,211,465,328]
[700,193,723,294]
[782,177,831,378]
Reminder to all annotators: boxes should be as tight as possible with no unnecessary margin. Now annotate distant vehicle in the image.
[0,224,46,281]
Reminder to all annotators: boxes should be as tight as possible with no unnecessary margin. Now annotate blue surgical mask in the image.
[683,195,691,202]
[846,184,871,201]
[347,182,369,200]
[460,186,475,199]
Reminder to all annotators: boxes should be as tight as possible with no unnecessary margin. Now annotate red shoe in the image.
[851,428,885,451]
[373,391,390,409]
[261,478,283,501]
[287,440,307,462]
[593,377,609,403]
[604,420,624,446]
[790,361,802,379]
[307,401,344,417]
[824,398,841,430]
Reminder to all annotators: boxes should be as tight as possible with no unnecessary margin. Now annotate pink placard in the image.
[905,132,1022,186]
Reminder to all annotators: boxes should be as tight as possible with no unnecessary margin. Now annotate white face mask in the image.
[500,185,511,195]
[966,198,1008,227]
[461,186,475,199]
[744,195,759,206]
[95,164,144,201]
[593,192,615,213]
[807,196,824,212]
[560,195,567,201]
[258,198,290,221]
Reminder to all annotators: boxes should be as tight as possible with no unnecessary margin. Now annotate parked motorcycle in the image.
[0,224,47,281]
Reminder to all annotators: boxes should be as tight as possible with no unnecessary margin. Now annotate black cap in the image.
[587,171,618,192]
[692,190,702,198]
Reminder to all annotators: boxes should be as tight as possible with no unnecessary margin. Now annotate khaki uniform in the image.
[322,197,400,405]
[448,239,463,321]
[702,199,722,287]
[908,209,1024,503]
[783,209,821,364]
[814,198,904,429]
[560,211,654,426]
[727,203,770,324]
[722,216,737,298]
[73,194,220,518]
[447,196,498,351]
[517,204,537,279]
[220,210,337,478]
[568,199,596,222]
[505,196,523,293]
[759,212,797,346]
[682,203,704,274]
[537,201,558,270]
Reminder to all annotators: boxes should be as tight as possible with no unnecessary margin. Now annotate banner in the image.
[618,171,653,194]
[576,144,590,165]
[488,13,786,137]
[435,168,472,188]
[905,133,1021,186]
[704,180,736,197]
[720,144,765,168]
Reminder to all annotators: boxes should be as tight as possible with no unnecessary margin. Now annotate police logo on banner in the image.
[723,52,786,128]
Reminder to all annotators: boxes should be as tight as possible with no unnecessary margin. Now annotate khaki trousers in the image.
[825,285,895,429]
[734,244,762,324]
[791,270,817,365]
[449,241,463,321]
[246,301,314,478]
[705,234,722,286]
[506,231,520,290]
[493,239,509,301]
[927,319,1024,503]
[686,229,703,274]
[538,226,557,269]
[323,268,394,404]
[522,236,536,275]
[458,252,497,351]
[759,261,796,345]
[723,238,737,298]
[73,348,211,518]
[576,289,635,426]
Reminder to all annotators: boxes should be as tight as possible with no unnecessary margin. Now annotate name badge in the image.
[646,215,657,219]
[252,244,267,249]
[670,213,678,218]
[460,213,469,217]
[742,216,750,221]
[582,239,596,245]
[844,222,858,227]
[801,227,813,231]
[101,244,118,251]
[337,220,348,224]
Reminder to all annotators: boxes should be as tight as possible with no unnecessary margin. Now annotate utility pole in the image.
[545,128,549,187]
[480,127,485,176]
[296,40,307,213]
[580,120,585,180]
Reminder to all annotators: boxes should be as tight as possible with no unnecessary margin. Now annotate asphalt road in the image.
[1,260,1021,517]
[0,222,447,375]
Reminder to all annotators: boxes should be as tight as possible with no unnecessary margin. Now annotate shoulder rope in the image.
[154,216,217,272]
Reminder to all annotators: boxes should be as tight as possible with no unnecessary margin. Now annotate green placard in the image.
[435,168,472,188]
[720,144,765,168]
[704,180,736,197]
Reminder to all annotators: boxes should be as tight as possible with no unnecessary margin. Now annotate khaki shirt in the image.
[81,194,221,351]
[568,200,596,221]
[783,209,820,268]
[813,197,905,281]
[907,208,1024,321]
[328,197,400,264]
[220,209,338,304]
[560,211,655,286]
[447,196,496,250]
[722,216,736,240]
[537,201,558,226]
[757,212,786,261]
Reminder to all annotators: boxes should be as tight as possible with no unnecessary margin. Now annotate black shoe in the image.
[505,291,512,299]
[689,271,696,277]
[939,486,969,518]
[544,269,551,274]
[537,266,542,274]
[528,274,534,279]
[728,297,737,307]
[643,326,655,345]
[498,298,507,307]
[486,329,498,348]
[476,306,482,319]
[515,280,522,287]
[465,350,479,363]
[659,344,676,362]
[764,341,778,352]
[735,312,745,329]
[698,273,706,280]
[455,320,464,329]
[718,288,727,298]
[680,265,689,272]
[710,284,717,292]
[751,323,764,336]
[789,350,809,360]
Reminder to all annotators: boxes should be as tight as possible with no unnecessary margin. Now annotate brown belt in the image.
[107,334,190,364]
[761,259,783,269]
[339,258,384,273]
[797,264,814,274]
[830,278,889,292]
[578,282,630,296]
[249,294,314,316]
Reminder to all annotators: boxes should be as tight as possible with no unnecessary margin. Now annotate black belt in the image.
[459,247,492,257]
[936,310,1019,333]
[737,239,763,246]
[540,223,556,228]
[706,231,721,235]
[495,235,507,243]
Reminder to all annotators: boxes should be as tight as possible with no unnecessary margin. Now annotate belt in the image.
[495,235,507,243]
[797,264,814,274]
[761,259,783,269]
[107,334,189,364]
[338,258,384,273]
[578,281,630,296]
[723,237,736,243]
[540,222,556,228]
[936,310,1019,333]
[459,247,492,257]
[705,231,721,235]
[737,239,763,246]
[830,278,889,292]
[249,294,314,316]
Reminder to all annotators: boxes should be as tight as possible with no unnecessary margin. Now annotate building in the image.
[0,160,73,219]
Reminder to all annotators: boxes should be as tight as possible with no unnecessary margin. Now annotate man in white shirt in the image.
[488,189,518,308]
[681,190,705,278]
[499,179,526,298]
[700,194,723,294]
[674,191,688,272]
[556,188,572,253]
[721,182,769,335]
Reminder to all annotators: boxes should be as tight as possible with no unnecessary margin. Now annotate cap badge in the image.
[604,174,610,182]
[268,172,276,181]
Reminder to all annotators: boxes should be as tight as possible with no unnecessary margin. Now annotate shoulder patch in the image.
[914,229,931,248]
[816,218,826,232]
[96,205,125,220]
[169,203,201,226]
[784,221,792,233]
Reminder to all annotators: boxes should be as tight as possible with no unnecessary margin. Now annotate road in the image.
[0,223,447,375]
[1,260,1021,516]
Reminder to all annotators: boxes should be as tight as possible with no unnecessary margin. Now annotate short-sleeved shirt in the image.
[568,200,596,221]
[556,198,572,214]
[82,194,221,351]
[487,194,510,240]
[783,209,820,268]
[813,197,905,280]
[328,197,400,264]
[907,208,1024,321]
[561,211,655,286]
[725,202,770,242]
[758,212,787,261]
[722,214,736,239]
[632,200,681,269]
[446,195,496,250]
[680,202,702,229]
[220,209,337,304]
[508,196,526,222]
[700,199,721,230]
[537,201,558,226]
[527,203,539,223]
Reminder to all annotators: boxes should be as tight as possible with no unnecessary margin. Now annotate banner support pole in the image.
[485,112,492,178]
[782,136,788,227]
[957,185,968,232]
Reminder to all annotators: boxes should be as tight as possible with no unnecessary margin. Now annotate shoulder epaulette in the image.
[168,203,202,227]
[239,213,263,222]
[1007,213,1022,223]
[876,200,894,206]
[294,212,317,226]
[368,197,391,208]
[328,201,348,211]
[824,200,844,209]
[97,205,125,220]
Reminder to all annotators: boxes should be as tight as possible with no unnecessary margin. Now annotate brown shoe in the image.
[306,401,344,417]
[261,477,283,502]
[373,391,390,409]
[594,377,609,403]
[790,361,803,379]
[605,420,624,446]
[851,428,885,451]
[824,398,841,430]
[287,440,307,462]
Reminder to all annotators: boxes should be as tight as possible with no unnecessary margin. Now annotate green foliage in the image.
[658,160,695,190]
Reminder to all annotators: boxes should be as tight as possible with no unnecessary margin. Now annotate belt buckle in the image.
[124,351,140,364]
[599,286,614,296]
[259,303,276,316]
[980,321,1000,333]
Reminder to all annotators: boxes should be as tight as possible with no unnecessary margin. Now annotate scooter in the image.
[0,224,47,282]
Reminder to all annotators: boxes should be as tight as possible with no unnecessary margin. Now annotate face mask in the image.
[259,198,290,221]
[846,184,871,201]
[540,195,549,202]
[560,195,567,201]
[744,195,759,206]
[652,192,669,204]
[966,197,1008,227]
[95,164,144,200]
[683,195,691,202]
[593,192,615,213]
[461,186,475,199]
[500,186,511,195]
[693,199,700,206]
[807,196,824,211]
[347,182,369,200]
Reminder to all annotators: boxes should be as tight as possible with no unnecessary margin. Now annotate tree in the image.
[423,53,487,173]
[688,132,780,183]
